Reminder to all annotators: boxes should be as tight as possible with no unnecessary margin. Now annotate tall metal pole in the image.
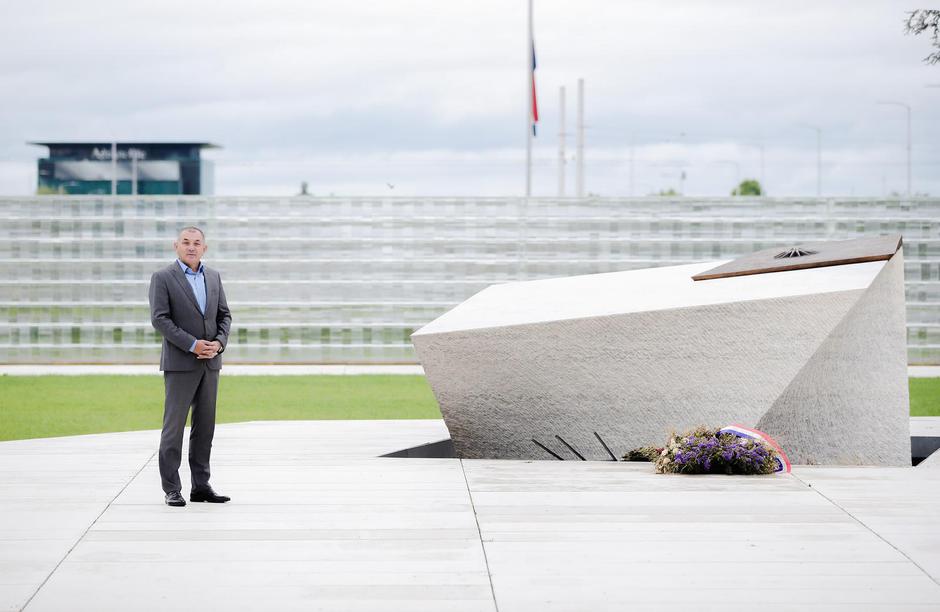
[676,132,686,196]
[758,143,765,194]
[876,101,912,196]
[878,100,913,197]
[717,160,741,188]
[131,153,138,196]
[906,104,912,196]
[525,0,533,197]
[558,86,566,196]
[746,142,766,195]
[576,78,584,197]
[111,141,117,195]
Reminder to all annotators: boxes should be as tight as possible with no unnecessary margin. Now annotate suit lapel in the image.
[205,269,219,316]
[170,263,203,314]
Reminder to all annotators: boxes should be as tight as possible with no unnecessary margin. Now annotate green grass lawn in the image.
[0,375,441,441]
[0,375,937,442]
[910,378,940,417]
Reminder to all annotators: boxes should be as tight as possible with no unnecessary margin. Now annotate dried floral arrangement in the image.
[648,426,786,475]
[623,446,662,462]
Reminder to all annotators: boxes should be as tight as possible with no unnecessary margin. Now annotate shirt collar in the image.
[177,259,204,275]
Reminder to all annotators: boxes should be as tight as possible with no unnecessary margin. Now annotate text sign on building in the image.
[90,147,148,161]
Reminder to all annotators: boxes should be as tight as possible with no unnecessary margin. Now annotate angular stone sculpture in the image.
[412,235,910,465]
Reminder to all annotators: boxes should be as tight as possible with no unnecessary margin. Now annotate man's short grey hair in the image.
[178,226,206,240]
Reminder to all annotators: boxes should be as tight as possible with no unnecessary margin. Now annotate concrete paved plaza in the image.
[1,419,939,611]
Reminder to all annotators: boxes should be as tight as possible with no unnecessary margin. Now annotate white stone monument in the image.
[412,235,910,465]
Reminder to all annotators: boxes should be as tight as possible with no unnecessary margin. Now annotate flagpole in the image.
[576,78,584,197]
[558,86,566,197]
[525,0,533,197]
[111,141,117,195]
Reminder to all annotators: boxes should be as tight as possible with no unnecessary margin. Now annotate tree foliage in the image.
[906,10,940,65]
[653,188,679,196]
[731,179,762,196]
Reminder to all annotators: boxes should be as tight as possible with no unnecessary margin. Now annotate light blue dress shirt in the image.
[177,259,207,353]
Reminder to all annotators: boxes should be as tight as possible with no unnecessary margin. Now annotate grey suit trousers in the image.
[159,363,219,494]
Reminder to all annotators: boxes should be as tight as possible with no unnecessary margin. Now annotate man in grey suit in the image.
[149,226,232,507]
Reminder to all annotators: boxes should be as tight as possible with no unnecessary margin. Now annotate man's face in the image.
[174,230,207,269]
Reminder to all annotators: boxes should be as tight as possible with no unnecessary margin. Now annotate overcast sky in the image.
[1,1,938,197]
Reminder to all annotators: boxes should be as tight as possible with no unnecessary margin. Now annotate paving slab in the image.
[462,459,940,611]
[793,465,940,580]
[2,420,939,611]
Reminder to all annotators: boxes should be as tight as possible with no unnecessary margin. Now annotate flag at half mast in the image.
[531,41,539,136]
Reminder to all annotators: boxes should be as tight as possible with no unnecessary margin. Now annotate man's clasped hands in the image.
[194,339,222,360]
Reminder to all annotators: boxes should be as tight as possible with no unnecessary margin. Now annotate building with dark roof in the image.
[30,142,218,195]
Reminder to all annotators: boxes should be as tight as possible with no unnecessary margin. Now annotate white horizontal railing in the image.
[2,196,938,365]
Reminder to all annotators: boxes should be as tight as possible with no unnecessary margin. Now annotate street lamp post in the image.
[129,148,144,196]
[628,131,686,197]
[110,142,117,196]
[716,160,741,192]
[751,142,765,194]
[877,101,912,197]
[670,132,688,195]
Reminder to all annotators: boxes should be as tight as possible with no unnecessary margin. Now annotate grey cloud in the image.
[1,0,937,196]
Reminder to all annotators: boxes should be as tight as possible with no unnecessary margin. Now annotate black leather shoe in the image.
[165,491,186,507]
[190,487,230,503]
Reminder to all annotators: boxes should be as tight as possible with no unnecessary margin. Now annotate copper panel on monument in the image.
[691,234,903,281]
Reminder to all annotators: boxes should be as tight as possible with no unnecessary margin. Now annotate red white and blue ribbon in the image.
[720,424,792,473]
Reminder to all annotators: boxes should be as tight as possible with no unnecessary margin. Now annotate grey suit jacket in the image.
[149,262,232,372]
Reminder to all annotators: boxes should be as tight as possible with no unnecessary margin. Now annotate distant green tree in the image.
[653,188,679,196]
[906,10,940,64]
[731,179,762,196]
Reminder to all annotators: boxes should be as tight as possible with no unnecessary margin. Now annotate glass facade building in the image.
[31,142,216,195]
[1,195,937,364]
